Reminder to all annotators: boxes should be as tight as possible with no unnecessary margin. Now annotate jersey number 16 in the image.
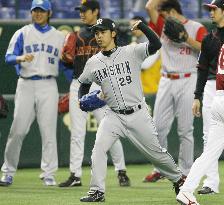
[48,57,55,64]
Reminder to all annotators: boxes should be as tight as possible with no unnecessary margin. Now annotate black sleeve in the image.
[197,36,210,70]
[194,37,209,100]
[194,69,209,99]
[137,22,162,55]
[78,83,92,99]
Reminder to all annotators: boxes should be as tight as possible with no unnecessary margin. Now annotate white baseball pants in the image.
[181,91,224,193]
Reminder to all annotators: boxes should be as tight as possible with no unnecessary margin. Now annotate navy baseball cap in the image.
[91,18,116,32]
[31,0,52,11]
[203,0,224,10]
[75,0,100,12]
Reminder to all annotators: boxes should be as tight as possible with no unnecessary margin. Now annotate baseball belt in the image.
[162,72,191,80]
[20,75,54,80]
[112,104,142,115]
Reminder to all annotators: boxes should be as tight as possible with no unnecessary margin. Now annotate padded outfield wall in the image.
[0,19,220,168]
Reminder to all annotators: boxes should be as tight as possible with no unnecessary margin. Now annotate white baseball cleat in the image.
[43,177,57,186]
[176,191,200,205]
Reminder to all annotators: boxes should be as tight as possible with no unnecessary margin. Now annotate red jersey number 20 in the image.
[179,47,191,55]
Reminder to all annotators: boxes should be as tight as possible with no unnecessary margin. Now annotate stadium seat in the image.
[0,0,15,7]
[0,0,207,19]
[0,7,15,19]
[180,0,198,19]
[18,0,30,9]
[18,9,31,19]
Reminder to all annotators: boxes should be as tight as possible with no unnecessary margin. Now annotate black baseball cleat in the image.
[173,175,186,195]
[58,173,82,187]
[197,186,215,195]
[118,170,130,186]
[80,190,105,202]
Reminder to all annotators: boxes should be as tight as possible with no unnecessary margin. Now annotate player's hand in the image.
[192,99,201,117]
[99,91,105,100]
[130,20,142,31]
[17,54,34,63]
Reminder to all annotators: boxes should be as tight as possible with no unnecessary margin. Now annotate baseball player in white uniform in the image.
[0,0,65,186]
[78,18,185,203]
[177,2,224,204]
[59,0,130,188]
[143,0,207,182]
[176,1,224,204]
[191,0,223,195]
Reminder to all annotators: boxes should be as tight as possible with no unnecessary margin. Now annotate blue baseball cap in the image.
[31,0,52,11]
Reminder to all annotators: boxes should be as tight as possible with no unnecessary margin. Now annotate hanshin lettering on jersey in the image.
[94,61,131,83]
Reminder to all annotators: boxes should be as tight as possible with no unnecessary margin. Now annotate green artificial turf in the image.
[0,163,223,205]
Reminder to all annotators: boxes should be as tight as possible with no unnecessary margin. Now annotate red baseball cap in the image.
[203,0,224,10]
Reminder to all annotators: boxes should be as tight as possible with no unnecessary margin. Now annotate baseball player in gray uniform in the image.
[0,0,64,186]
[144,0,207,182]
[59,0,130,188]
[78,18,185,202]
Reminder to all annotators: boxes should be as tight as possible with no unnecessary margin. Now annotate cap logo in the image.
[96,19,103,25]
[35,0,44,4]
[81,0,87,4]
[112,22,115,28]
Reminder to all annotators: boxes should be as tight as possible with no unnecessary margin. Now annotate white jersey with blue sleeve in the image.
[6,24,65,77]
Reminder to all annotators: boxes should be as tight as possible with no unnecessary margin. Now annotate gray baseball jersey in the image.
[79,43,148,109]
[78,42,182,193]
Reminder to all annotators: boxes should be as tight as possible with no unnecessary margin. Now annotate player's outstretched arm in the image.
[132,20,161,54]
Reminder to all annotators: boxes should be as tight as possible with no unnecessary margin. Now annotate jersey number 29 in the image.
[119,75,132,86]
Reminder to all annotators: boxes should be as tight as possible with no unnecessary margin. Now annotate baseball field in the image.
[0,163,223,205]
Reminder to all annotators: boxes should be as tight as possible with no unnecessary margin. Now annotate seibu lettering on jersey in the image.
[25,43,59,57]
[94,61,131,84]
